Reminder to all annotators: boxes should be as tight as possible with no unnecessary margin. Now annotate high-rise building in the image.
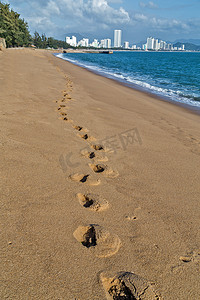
[100,39,106,48]
[66,36,77,47]
[107,39,111,49]
[168,43,173,50]
[114,30,122,48]
[77,38,89,47]
[147,37,154,50]
[154,39,159,50]
[91,39,99,48]
[124,41,129,49]
[100,39,112,48]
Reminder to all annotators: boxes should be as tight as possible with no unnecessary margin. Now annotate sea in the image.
[55,51,200,109]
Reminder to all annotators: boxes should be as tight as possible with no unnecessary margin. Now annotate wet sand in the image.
[1,48,200,299]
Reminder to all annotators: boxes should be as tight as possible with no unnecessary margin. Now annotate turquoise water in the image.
[55,51,200,108]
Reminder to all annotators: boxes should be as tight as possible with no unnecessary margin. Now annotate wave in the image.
[55,53,200,108]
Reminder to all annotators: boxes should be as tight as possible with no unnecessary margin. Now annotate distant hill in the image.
[174,42,200,51]
[135,40,146,47]
[174,39,200,46]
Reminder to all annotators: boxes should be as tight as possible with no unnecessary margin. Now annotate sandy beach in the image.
[1,48,200,299]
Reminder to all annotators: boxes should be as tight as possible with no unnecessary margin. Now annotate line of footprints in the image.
[55,77,162,299]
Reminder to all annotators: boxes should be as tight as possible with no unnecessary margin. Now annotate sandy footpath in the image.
[0,48,200,299]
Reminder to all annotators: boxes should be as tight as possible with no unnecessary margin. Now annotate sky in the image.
[4,0,200,43]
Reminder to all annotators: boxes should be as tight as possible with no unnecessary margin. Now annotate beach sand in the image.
[0,48,200,299]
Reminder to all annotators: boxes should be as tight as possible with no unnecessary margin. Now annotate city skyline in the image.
[65,30,194,49]
[65,31,186,51]
[4,1,200,43]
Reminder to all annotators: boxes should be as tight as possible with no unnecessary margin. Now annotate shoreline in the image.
[1,48,200,299]
[55,52,200,116]
[55,52,200,114]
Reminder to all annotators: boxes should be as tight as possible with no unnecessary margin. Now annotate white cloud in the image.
[26,16,55,32]
[46,0,60,15]
[82,0,130,24]
[7,0,131,37]
[7,0,200,40]
[132,12,191,34]
[150,17,189,31]
[134,13,148,21]
[25,0,130,29]
[140,1,158,9]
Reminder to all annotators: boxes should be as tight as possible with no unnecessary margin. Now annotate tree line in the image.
[32,31,71,49]
[0,2,70,49]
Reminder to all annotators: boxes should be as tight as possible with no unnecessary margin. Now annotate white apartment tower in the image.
[154,39,159,51]
[100,39,106,48]
[114,30,122,48]
[77,38,89,47]
[124,41,129,49]
[66,36,77,47]
[107,39,111,49]
[147,37,154,50]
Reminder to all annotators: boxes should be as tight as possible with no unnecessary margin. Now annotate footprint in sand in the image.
[59,114,72,122]
[125,207,142,222]
[81,149,96,159]
[78,133,96,142]
[100,271,162,300]
[89,163,105,173]
[59,115,73,123]
[91,144,104,151]
[179,250,200,263]
[89,163,119,178]
[60,112,67,116]
[81,149,108,162]
[73,224,121,258]
[79,133,89,140]
[61,98,67,103]
[59,104,66,108]
[73,125,83,131]
[91,144,114,154]
[69,173,101,186]
[61,116,69,121]
[171,250,200,273]
[77,193,109,212]
[73,125,89,134]
[125,216,137,221]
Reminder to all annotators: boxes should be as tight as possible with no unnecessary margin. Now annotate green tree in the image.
[0,1,72,49]
[41,33,47,49]
[33,31,42,48]
[46,36,71,49]
[0,1,31,47]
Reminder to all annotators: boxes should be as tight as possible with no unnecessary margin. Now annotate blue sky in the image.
[4,0,200,43]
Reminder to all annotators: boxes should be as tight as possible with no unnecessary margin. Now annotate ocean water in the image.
[55,51,200,108]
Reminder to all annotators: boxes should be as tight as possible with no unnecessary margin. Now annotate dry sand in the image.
[0,48,200,299]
